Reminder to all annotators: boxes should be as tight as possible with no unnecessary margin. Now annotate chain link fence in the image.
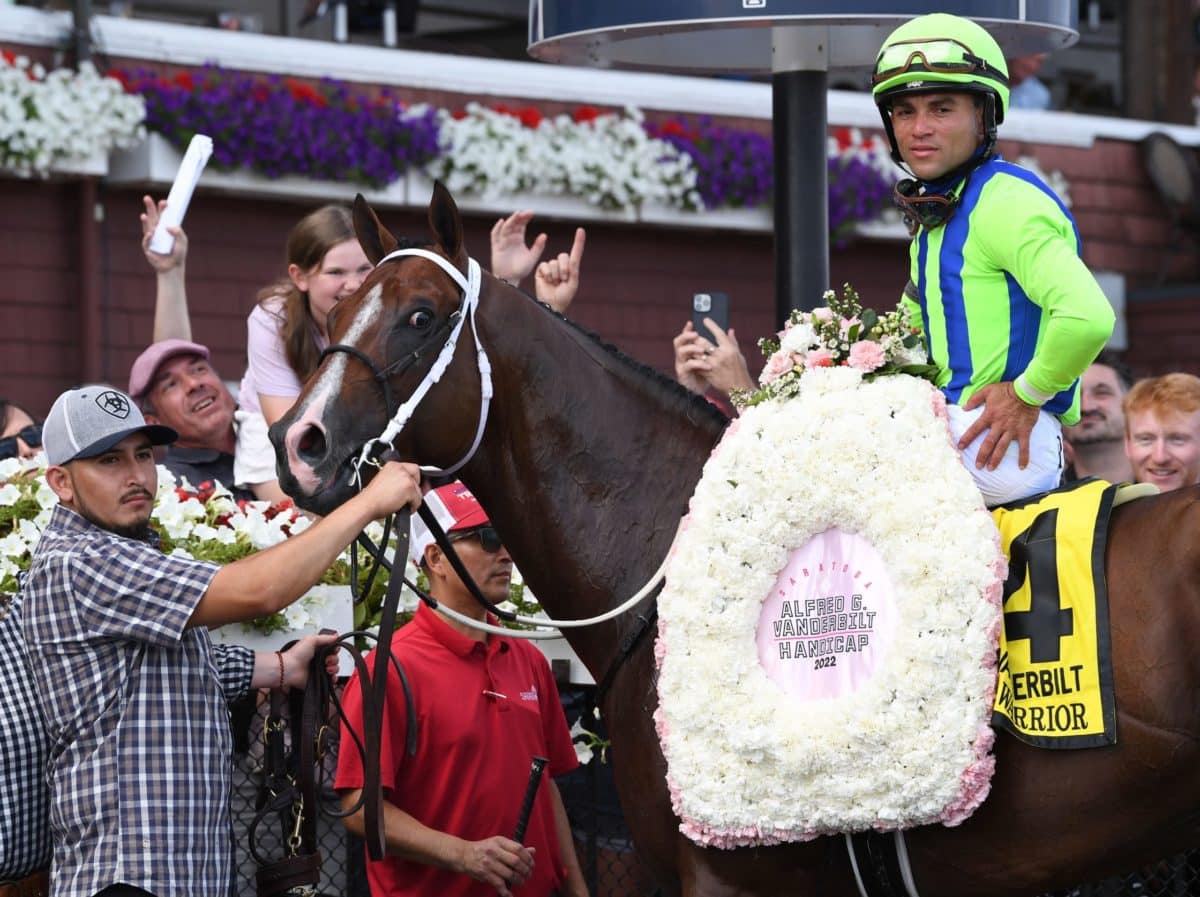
[227,685,1198,897]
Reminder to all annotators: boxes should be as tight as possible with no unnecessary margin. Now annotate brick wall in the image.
[3,117,1198,417]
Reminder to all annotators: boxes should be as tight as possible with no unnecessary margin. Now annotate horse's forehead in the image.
[377,257,461,308]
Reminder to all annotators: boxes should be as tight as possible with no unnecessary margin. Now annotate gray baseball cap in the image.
[43,385,177,467]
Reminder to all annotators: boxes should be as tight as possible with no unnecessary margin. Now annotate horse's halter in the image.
[320,248,492,484]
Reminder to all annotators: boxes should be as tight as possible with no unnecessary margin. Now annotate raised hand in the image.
[490,210,547,285]
[534,227,586,314]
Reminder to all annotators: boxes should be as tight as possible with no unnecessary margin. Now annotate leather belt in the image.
[0,869,50,897]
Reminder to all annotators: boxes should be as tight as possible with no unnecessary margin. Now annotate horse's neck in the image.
[463,299,726,675]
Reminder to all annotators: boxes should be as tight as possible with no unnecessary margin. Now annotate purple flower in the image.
[114,65,440,188]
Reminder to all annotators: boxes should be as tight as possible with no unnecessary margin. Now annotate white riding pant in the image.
[946,403,1064,508]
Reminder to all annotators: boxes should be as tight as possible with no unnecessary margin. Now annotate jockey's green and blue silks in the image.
[899,155,1115,425]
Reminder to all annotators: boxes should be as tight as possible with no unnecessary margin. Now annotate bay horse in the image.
[271,183,1200,897]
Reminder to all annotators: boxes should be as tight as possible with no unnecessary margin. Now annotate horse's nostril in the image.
[296,424,328,463]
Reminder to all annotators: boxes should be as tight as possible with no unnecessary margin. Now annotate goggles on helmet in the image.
[872,37,1007,88]
[893,178,960,234]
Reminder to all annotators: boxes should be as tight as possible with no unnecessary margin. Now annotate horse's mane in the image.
[515,287,731,431]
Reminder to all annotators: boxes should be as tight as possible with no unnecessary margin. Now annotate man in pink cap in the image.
[128,338,248,498]
[335,482,588,897]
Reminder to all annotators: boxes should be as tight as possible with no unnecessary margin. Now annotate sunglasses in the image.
[0,424,42,460]
[893,179,959,233]
[873,37,1007,87]
[446,526,504,554]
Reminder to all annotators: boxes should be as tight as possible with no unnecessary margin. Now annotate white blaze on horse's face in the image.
[304,283,384,420]
[281,283,383,493]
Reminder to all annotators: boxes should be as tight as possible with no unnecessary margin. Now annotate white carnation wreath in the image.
[654,367,1004,848]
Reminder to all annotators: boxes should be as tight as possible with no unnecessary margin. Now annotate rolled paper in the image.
[148,133,213,255]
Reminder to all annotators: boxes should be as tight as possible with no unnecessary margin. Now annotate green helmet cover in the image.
[872,13,1010,120]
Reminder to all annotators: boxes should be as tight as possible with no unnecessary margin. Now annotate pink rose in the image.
[838,316,861,337]
[812,307,834,322]
[805,348,833,368]
[761,351,794,384]
[847,339,886,372]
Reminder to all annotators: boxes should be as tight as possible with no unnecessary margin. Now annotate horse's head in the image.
[271,183,485,515]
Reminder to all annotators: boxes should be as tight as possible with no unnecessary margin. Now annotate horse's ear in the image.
[352,193,397,266]
[428,180,467,269]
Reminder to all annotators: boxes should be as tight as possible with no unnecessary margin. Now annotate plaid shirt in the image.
[21,505,255,897]
[0,591,51,880]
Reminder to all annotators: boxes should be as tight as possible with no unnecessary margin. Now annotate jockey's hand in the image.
[140,195,187,272]
[698,318,756,395]
[534,227,586,314]
[958,381,1041,471]
[672,322,711,395]
[277,632,339,689]
[456,837,535,897]
[490,210,547,285]
[359,461,423,520]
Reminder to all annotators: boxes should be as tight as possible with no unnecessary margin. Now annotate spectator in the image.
[0,399,42,460]
[1123,373,1200,493]
[1007,53,1053,110]
[672,319,755,415]
[1062,351,1135,483]
[872,13,1114,506]
[0,591,51,897]
[128,339,252,500]
[136,198,251,499]
[236,205,372,504]
[335,481,588,897]
[21,384,423,897]
[491,210,587,315]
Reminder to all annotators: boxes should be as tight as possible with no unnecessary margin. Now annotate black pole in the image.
[73,0,92,65]
[772,69,829,327]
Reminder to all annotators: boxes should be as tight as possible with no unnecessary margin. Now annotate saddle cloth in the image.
[991,478,1120,748]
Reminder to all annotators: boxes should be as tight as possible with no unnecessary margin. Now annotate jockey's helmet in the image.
[871,13,1010,166]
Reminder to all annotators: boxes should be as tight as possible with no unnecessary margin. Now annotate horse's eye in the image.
[408,309,433,329]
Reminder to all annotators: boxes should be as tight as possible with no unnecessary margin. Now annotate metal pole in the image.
[73,0,92,64]
[771,27,829,326]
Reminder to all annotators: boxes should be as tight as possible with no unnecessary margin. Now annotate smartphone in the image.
[692,292,730,344]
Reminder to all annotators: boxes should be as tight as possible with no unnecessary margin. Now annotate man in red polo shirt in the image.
[335,482,587,897]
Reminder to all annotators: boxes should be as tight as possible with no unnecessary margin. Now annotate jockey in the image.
[872,13,1115,506]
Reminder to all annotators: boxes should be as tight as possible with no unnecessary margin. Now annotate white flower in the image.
[427,103,700,215]
[655,371,1002,846]
[0,483,20,507]
[1,57,145,177]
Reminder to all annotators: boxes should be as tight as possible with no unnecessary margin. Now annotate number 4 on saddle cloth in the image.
[990,477,1153,749]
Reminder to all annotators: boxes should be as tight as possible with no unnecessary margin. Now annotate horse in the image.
[271,183,1200,897]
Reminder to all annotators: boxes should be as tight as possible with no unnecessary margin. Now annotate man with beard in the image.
[1062,351,1135,483]
[21,384,422,897]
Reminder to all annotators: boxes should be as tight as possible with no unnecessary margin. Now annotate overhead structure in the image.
[528,1,1078,323]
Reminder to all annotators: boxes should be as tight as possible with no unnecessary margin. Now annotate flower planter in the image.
[211,583,358,677]
[1,149,108,181]
[107,133,410,207]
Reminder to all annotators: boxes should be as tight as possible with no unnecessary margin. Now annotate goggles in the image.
[447,525,504,554]
[893,179,960,233]
[873,37,1006,87]
[0,424,42,460]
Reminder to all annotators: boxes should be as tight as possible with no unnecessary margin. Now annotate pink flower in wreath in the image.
[848,340,886,372]
[805,348,833,368]
[838,316,861,337]
[761,350,794,383]
[812,307,834,323]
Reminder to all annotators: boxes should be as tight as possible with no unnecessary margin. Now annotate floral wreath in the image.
[655,361,1005,846]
